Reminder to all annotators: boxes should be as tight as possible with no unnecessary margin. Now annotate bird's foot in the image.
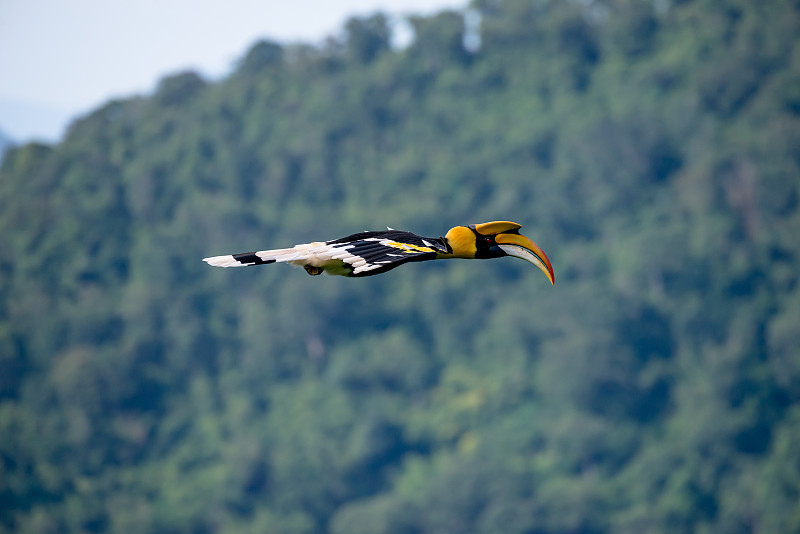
[304,265,323,276]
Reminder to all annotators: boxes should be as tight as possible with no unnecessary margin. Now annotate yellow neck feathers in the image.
[443,226,477,258]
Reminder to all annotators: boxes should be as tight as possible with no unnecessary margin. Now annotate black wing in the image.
[326,230,448,277]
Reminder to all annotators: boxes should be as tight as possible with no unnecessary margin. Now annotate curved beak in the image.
[495,233,555,285]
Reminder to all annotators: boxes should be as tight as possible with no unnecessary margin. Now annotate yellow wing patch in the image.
[384,241,437,254]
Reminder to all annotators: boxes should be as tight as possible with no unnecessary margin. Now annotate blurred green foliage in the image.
[1,0,799,532]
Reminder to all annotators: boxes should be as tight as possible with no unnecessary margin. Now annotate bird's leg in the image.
[304,265,323,276]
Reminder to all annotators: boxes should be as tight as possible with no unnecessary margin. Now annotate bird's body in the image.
[203,221,555,284]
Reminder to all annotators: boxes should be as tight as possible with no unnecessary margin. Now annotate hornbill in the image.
[203,221,555,284]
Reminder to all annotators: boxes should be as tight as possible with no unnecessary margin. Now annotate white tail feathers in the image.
[202,254,250,267]
[203,243,335,268]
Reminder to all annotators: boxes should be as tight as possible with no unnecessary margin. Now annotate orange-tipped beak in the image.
[495,233,555,285]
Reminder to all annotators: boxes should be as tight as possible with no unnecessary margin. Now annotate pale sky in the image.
[0,0,466,143]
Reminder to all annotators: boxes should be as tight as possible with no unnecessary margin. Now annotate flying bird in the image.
[203,221,554,284]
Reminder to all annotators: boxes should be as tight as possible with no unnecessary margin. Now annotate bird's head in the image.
[443,221,555,284]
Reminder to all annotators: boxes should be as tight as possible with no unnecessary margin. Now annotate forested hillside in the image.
[2,0,799,532]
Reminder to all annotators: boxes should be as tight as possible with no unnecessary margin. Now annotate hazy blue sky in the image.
[0,0,465,143]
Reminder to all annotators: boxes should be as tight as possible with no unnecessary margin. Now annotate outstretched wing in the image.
[325,230,446,276]
[203,230,448,277]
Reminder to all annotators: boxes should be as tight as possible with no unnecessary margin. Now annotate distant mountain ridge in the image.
[0,128,12,147]
[0,128,14,161]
